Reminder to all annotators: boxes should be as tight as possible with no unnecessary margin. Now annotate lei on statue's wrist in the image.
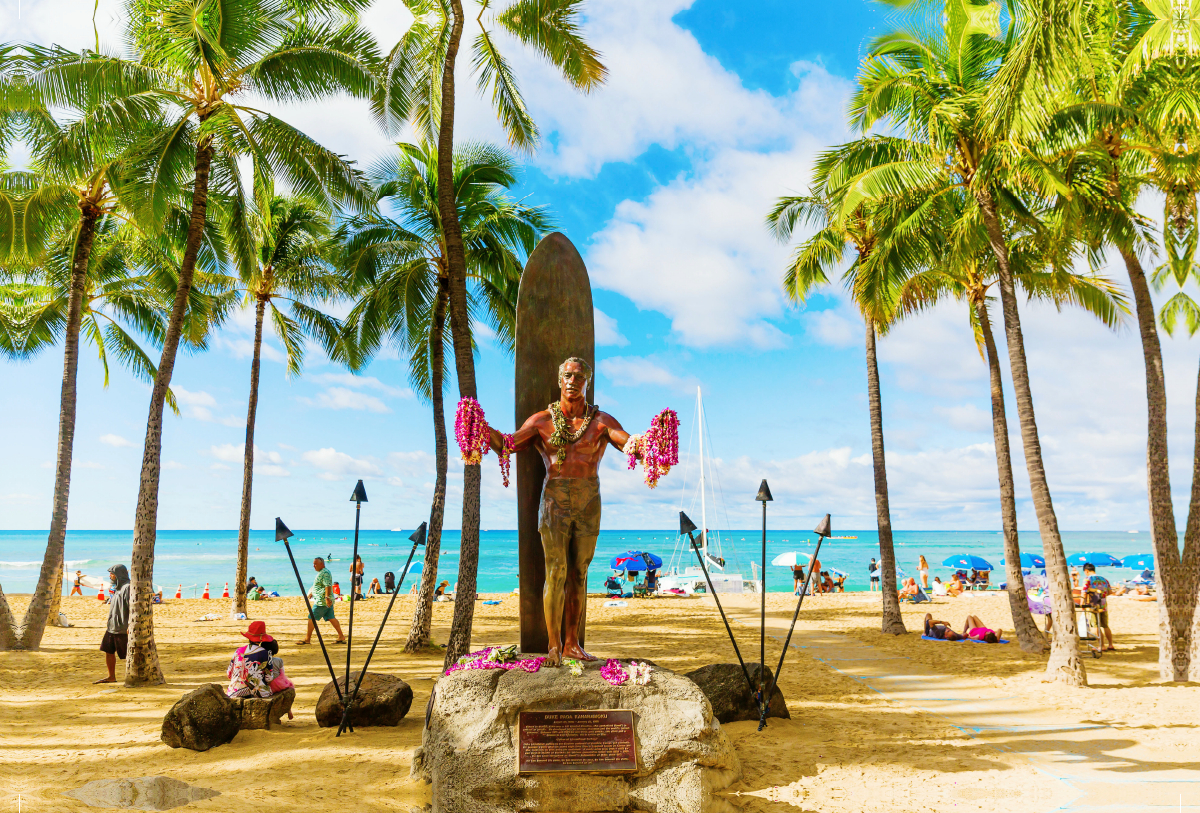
[454,397,514,488]
[625,409,680,489]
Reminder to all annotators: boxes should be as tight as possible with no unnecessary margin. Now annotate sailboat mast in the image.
[698,387,708,563]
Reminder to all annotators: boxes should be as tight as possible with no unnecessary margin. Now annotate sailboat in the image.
[658,387,760,595]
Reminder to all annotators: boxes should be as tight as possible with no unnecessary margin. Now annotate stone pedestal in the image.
[412,658,740,813]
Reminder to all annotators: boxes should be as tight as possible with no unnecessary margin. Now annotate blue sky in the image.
[3,0,1199,534]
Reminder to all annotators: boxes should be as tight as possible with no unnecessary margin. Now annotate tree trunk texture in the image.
[977,300,1045,653]
[438,0,482,670]
[1118,249,1195,681]
[978,188,1085,686]
[865,323,906,635]
[234,296,267,619]
[125,138,214,687]
[47,567,65,626]
[0,586,17,650]
[406,283,449,652]
[18,207,97,649]
[1181,358,1200,681]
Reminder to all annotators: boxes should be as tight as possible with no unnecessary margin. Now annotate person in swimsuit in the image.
[792,564,805,595]
[349,555,365,599]
[924,613,963,641]
[918,555,929,589]
[71,570,83,596]
[962,614,1001,643]
[487,357,634,666]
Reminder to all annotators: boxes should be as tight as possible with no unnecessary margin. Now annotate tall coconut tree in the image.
[339,140,546,652]
[767,141,935,636]
[227,192,347,618]
[33,0,376,684]
[895,195,1128,653]
[841,13,1088,683]
[378,0,605,667]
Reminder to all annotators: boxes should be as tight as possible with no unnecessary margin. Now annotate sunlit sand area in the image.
[2,591,1194,812]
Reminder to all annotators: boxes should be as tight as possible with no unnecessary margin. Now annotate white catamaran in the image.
[658,387,760,595]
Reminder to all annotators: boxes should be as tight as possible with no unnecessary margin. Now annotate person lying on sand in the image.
[924,614,964,641]
[962,614,1002,643]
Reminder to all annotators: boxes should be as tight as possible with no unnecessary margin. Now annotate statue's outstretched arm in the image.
[490,413,541,454]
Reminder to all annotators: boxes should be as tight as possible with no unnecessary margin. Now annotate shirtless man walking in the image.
[489,358,631,666]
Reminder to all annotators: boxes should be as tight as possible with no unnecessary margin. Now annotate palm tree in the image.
[377,0,606,667]
[841,17,1088,684]
[896,195,1128,653]
[34,0,376,684]
[340,140,546,652]
[226,192,347,618]
[767,144,929,636]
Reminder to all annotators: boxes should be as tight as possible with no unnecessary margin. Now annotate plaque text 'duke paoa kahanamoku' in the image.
[517,710,637,774]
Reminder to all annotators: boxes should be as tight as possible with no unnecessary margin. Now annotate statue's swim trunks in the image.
[538,477,601,564]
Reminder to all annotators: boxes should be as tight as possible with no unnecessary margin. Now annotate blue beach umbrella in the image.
[942,554,994,571]
[827,567,848,578]
[1001,553,1046,569]
[1120,554,1155,570]
[1066,552,1121,567]
[610,551,663,572]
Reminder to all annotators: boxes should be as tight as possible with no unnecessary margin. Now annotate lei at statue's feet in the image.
[562,641,596,662]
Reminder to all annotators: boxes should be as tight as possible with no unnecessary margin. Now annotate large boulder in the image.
[236,687,295,730]
[160,684,240,752]
[316,672,412,728]
[684,662,789,724]
[413,657,740,813]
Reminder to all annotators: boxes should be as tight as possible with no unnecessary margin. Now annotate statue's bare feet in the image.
[563,642,596,661]
[545,646,563,667]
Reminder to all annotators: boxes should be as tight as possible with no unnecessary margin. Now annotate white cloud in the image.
[256,464,291,477]
[301,387,391,414]
[598,356,695,393]
[99,433,133,448]
[935,404,993,434]
[594,308,629,347]
[310,373,412,398]
[210,443,287,475]
[808,308,860,349]
[302,448,384,481]
[173,387,217,407]
[210,443,244,463]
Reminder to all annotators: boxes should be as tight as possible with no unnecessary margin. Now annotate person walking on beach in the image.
[95,565,130,683]
[71,570,83,597]
[868,558,879,591]
[298,557,346,645]
[1082,564,1115,651]
[918,555,929,589]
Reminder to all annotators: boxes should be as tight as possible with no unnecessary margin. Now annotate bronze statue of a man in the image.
[489,357,630,666]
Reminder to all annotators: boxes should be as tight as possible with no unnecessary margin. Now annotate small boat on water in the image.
[657,387,760,596]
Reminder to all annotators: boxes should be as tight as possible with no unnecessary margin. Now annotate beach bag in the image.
[269,670,294,692]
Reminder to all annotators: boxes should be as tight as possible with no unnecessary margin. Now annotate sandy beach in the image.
[1,590,1195,812]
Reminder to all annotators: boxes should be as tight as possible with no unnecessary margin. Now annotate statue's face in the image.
[559,360,589,400]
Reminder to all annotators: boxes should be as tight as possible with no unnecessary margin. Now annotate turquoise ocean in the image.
[0,528,1156,596]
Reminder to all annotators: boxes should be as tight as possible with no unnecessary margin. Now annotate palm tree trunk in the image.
[437,0,482,670]
[18,205,98,649]
[865,322,905,634]
[47,568,65,627]
[978,187,1085,686]
[406,283,449,652]
[234,296,267,619]
[1180,359,1200,681]
[125,138,214,686]
[977,299,1044,653]
[0,585,17,650]
[1118,249,1194,680]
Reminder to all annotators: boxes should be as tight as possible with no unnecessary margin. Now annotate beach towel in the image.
[603,600,628,608]
[482,600,501,605]
[921,635,1009,644]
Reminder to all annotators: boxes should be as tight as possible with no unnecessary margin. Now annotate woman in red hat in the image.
[227,621,288,700]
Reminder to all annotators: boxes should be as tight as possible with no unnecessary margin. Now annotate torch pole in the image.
[765,533,825,709]
[688,532,757,700]
[337,537,422,736]
[282,538,342,703]
[338,499,362,737]
[759,499,767,729]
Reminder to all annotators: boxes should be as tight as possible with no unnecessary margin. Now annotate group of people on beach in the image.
[790,559,846,595]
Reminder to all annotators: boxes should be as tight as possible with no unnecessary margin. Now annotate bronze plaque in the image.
[517,710,637,774]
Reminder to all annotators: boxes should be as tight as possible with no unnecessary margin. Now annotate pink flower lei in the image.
[625,408,679,489]
[600,658,653,686]
[455,398,514,488]
[443,645,545,676]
